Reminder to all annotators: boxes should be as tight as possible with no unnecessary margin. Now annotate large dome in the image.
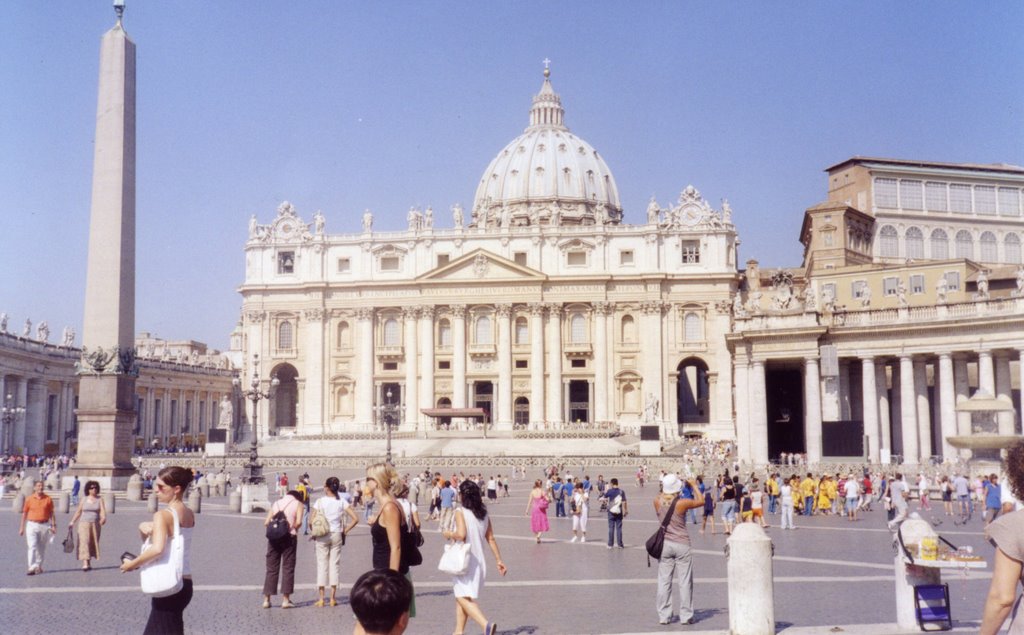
[471,69,622,228]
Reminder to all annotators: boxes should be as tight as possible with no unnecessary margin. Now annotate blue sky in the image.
[2,2,1022,349]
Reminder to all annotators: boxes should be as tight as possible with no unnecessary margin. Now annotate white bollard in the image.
[726,523,775,635]
[101,491,115,514]
[126,474,143,502]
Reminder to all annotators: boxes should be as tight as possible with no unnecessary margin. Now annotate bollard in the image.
[228,489,242,513]
[59,491,70,514]
[726,523,775,635]
[147,492,158,513]
[20,477,36,496]
[13,492,25,513]
[200,480,210,498]
[101,491,116,514]
[187,488,201,514]
[126,474,143,502]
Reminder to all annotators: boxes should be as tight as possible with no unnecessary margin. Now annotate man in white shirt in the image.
[887,473,910,531]
[844,474,860,521]
[953,473,970,519]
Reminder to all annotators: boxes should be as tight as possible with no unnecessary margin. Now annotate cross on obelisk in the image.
[73,0,138,489]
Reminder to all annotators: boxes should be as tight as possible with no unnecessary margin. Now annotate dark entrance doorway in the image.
[677,358,709,424]
[271,363,299,432]
[435,397,452,429]
[568,380,590,424]
[473,381,493,423]
[380,382,401,429]
[766,367,805,461]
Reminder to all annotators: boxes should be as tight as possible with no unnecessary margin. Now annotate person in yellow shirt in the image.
[799,473,816,516]
[767,473,780,515]
[818,476,833,515]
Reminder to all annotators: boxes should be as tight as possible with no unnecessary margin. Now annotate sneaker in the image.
[607,545,613,549]
[581,537,586,543]
[682,617,695,625]
[570,536,577,543]
[261,599,270,609]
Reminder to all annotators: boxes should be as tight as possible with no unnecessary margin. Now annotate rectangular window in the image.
[822,282,836,301]
[945,271,960,291]
[619,250,634,265]
[681,241,700,264]
[975,186,997,215]
[874,178,898,208]
[899,180,922,210]
[383,362,398,371]
[337,257,351,273]
[949,184,972,213]
[380,256,400,271]
[910,274,925,294]
[852,280,867,298]
[998,188,1021,216]
[515,359,528,369]
[570,359,586,368]
[567,251,587,266]
[436,254,450,267]
[883,277,898,296]
[925,182,947,211]
[277,251,295,274]
[437,360,451,370]
[513,252,527,266]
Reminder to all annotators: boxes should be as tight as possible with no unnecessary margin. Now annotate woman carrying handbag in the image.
[68,480,107,571]
[120,466,195,635]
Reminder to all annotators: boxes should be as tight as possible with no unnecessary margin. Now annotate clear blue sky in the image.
[2,2,1022,349]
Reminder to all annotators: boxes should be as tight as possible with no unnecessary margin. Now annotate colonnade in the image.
[0,374,76,455]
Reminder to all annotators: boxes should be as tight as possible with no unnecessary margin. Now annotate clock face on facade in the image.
[682,207,701,226]
[278,222,295,239]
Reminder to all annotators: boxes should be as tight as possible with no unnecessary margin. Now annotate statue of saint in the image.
[644,393,660,423]
[0,312,7,334]
[362,210,373,232]
[897,279,908,307]
[407,207,420,231]
[313,210,325,235]
[732,293,747,318]
[22,318,32,338]
[451,203,464,228]
[423,207,434,229]
[36,321,50,343]
[646,196,660,224]
[803,285,816,311]
[936,276,948,304]
[745,261,761,292]
[248,214,258,238]
[977,269,990,300]
[722,199,733,224]
[218,396,233,429]
[1016,265,1024,296]
[61,326,75,347]
[860,284,872,308]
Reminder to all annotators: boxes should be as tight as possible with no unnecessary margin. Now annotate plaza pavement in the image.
[0,465,992,634]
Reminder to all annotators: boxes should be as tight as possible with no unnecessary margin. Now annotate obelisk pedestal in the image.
[72,13,138,490]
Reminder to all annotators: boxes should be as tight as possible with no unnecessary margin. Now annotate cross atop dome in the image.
[543,57,551,78]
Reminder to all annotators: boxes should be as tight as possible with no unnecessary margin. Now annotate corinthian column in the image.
[452,305,467,409]
[593,302,611,423]
[914,359,932,461]
[749,360,768,466]
[546,304,563,425]
[899,355,919,465]
[402,307,418,431]
[419,306,435,425]
[937,353,957,459]
[804,357,822,464]
[861,357,879,462]
[356,308,374,426]
[528,303,545,426]
[496,304,513,430]
[995,353,1014,436]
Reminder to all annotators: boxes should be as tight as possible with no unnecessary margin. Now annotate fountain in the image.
[946,390,1019,466]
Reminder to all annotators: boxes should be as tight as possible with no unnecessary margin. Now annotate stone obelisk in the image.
[74,2,137,489]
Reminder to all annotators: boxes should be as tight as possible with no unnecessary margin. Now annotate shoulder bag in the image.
[645,494,680,567]
[63,526,76,554]
[140,507,185,598]
[438,541,471,575]
[309,504,331,538]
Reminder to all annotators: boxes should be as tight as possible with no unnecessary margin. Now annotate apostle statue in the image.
[313,210,325,235]
[22,318,32,338]
[936,276,948,304]
[407,207,420,231]
[721,199,733,224]
[248,214,258,239]
[977,269,990,300]
[362,210,373,232]
[61,326,75,347]
[218,395,233,429]
[36,321,50,343]
[424,206,434,229]
[897,279,908,307]
[452,203,464,228]
[644,393,660,423]
[860,284,872,308]
[0,312,7,334]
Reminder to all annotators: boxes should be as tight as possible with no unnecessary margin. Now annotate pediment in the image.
[417,248,546,283]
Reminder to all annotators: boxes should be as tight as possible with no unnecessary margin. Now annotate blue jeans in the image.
[768,494,778,514]
[607,514,623,547]
[804,496,814,516]
[555,498,565,517]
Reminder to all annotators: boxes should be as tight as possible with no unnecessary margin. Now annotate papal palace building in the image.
[4,71,1023,465]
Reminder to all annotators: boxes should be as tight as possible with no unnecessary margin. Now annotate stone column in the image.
[804,358,823,464]
[899,355,919,465]
[913,359,932,461]
[75,14,138,488]
[303,309,325,434]
[355,308,374,425]
[876,362,891,458]
[13,378,28,452]
[641,301,665,424]
[937,353,957,460]
[978,350,995,395]
[734,356,751,464]
[546,304,563,425]
[452,305,467,409]
[995,352,1014,436]
[528,303,545,426]
[402,307,418,431]
[418,306,435,426]
[749,360,769,466]
[25,380,47,455]
[861,357,879,463]
[496,304,513,430]
[593,302,610,423]
[953,355,971,440]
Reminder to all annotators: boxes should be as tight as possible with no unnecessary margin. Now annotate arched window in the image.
[569,313,586,343]
[930,229,949,260]
[879,225,898,258]
[437,319,452,347]
[277,321,294,350]
[980,231,998,262]
[336,321,350,349]
[514,317,528,345]
[475,315,492,344]
[514,397,529,426]
[621,315,637,343]
[383,318,399,346]
[955,230,974,260]
[683,313,702,341]
[1006,233,1022,264]
[905,227,924,260]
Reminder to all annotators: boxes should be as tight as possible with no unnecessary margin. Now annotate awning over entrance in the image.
[421,408,488,419]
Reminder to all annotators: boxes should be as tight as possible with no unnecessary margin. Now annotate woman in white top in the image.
[918,473,932,511]
[571,480,590,543]
[442,480,507,635]
[780,477,795,530]
[120,466,196,635]
[311,476,358,607]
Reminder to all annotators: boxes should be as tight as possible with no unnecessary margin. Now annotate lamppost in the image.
[232,354,278,484]
[376,388,405,464]
[1,393,25,456]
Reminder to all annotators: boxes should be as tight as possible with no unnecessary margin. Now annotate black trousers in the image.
[143,578,193,635]
[263,535,297,595]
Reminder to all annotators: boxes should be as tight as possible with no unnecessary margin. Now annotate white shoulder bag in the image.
[140,506,185,597]
[438,541,471,575]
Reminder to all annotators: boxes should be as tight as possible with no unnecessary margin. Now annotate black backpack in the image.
[266,510,290,542]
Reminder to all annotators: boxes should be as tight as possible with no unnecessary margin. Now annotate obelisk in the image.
[74,0,137,489]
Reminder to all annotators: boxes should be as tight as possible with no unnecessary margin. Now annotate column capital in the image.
[496,304,513,318]
[859,355,876,364]
[544,302,563,316]
[402,307,419,321]
[937,351,953,361]
[449,304,466,318]
[641,300,666,315]
[244,310,266,323]
[415,305,435,319]
[303,308,326,322]
[592,301,614,315]
[527,302,546,317]
[355,307,374,321]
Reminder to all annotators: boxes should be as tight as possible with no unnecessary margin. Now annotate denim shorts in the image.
[721,500,737,521]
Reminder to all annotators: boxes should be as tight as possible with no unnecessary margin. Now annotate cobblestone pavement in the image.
[0,465,994,634]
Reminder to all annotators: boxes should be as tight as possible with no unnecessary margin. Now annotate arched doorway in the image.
[436,397,452,430]
[514,397,529,428]
[271,363,299,433]
[677,358,709,424]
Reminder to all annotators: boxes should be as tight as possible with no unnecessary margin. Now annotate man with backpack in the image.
[605,478,628,548]
[551,477,565,517]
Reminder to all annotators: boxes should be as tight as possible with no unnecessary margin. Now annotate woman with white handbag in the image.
[120,466,195,635]
[442,480,508,635]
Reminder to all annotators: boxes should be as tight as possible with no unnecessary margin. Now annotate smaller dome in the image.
[471,68,622,228]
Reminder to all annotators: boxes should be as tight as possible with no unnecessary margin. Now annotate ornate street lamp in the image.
[376,388,405,464]
[232,354,278,484]
[1,393,25,455]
